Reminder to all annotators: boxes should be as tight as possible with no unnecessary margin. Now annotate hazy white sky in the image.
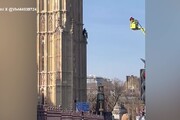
[83,0,145,81]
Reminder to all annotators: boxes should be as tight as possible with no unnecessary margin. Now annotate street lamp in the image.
[96,84,104,116]
[140,58,146,68]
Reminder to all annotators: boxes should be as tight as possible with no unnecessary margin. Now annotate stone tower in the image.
[37,0,87,109]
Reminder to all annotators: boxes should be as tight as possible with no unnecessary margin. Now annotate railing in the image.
[37,105,104,120]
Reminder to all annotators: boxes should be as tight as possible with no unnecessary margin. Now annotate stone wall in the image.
[37,105,104,120]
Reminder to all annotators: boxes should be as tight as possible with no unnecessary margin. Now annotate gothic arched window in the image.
[48,0,53,11]
[40,0,44,11]
[54,0,58,10]
[40,34,45,71]
[40,14,45,31]
[48,14,53,31]
[48,34,53,71]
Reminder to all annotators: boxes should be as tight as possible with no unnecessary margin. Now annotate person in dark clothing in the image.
[83,28,88,39]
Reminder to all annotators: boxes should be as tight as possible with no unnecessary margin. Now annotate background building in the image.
[37,0,87,109]
[123,75,143,120]
[124,75,140,96]
[87,75,112,95]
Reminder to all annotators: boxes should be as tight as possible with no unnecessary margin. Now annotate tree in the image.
[87,78,125,112]
[106,79,125,111]
[87,83,98,113]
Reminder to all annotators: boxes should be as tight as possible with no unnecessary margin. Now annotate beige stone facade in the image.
[125,75,140,96]
[124,75,143,120]
[37,0,87,109]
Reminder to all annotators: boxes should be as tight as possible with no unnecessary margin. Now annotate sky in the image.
[83,0,145,81]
